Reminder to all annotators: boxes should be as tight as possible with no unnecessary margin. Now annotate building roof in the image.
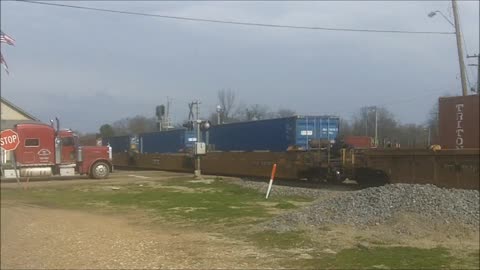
[1,119,40,130]
[1,97,41,122]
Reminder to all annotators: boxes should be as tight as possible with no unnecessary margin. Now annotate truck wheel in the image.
[91,161,110,179]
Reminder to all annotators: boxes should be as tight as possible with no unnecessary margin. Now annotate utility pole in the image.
[195,119,201,178]
[467,54,479,93]
[194,101,200,122]
[365,108,368,136]
[165,96,171,130]
[216,105,222,125]
[428,127,431,146]
[191,100,202,178]
[365,106,378,146]
[451,0,469,96]
[374,106,378,147]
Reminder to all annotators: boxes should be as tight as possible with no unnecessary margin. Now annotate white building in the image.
[1,97,41,164]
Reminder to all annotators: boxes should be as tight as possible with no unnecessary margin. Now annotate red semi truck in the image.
[1,120,113,179]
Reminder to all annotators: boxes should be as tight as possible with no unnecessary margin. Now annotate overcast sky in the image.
[1,1,479,133]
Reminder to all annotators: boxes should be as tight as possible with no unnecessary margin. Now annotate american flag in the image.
[0,53,9,75]
[0,31,15,46]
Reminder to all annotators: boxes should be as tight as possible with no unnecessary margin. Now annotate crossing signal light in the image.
[182,121,194,130]
[200,120,211,131]
[156,105,165,117]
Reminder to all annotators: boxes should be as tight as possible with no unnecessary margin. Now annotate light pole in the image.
[428,10,454,27]
[216,105,222,125]
[194,120,201,178]
[364,106,378,146]
[428,1,468,96]
[374,106,378,147]
[424,126,431,147]
[365,108,368,136]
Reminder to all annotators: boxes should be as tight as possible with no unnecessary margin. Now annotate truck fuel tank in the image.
[20,167,52,177]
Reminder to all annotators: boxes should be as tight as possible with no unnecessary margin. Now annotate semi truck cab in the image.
[2,122,113,179]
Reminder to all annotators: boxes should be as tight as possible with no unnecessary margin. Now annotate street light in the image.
[216,105,223,125]
[365,106,378,147]
[428,1,468,96]
[424,126,431,147]
[428,11,454,27]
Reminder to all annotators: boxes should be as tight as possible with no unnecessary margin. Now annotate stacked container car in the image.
[438,94,479,149]
[139,129,196,153]
[102,135,131,154]
[104,115,339,154]
[207,115,339,152]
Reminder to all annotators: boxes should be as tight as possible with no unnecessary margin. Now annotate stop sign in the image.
[0,129,20,151]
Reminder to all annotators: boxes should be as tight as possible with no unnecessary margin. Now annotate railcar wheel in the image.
[90,161,110,179]
[355,169,389,188]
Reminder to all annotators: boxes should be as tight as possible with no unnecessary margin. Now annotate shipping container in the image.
[139,129,196,154]
[208,115,339,151]
[344,136,373,148]
[102,135,131,154]
[439,95,479,149]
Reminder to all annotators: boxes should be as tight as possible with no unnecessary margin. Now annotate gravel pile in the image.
[262,183,479,230]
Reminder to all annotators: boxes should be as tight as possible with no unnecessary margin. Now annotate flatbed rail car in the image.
[344,148,479,190]
[112,148,479,190]
[113,150,339,180]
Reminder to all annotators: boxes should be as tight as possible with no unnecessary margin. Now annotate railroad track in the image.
[112,149,480,190]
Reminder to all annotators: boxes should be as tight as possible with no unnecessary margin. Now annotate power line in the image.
[16,0,456,35]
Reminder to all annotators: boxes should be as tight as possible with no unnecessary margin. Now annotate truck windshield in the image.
[61,137,75,146]
[73,135,79,146]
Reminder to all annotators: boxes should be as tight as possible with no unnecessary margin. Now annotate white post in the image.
[265,164,277,199]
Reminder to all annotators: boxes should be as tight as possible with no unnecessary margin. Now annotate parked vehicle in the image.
[1,120,113,179]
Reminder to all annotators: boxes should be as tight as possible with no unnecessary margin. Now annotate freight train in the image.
[103,96,480,190]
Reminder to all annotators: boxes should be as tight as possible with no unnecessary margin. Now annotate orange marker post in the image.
[265,163,277,199]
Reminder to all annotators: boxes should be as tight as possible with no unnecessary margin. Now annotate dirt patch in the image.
[0,204,279,269]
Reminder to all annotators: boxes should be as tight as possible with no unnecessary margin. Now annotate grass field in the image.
[2,173,478,269]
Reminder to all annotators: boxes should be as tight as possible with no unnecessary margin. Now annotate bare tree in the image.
[338,118,352,139]
[99,124,115,138]
[217,89,236,122]
[127,115,157,134]
[350,106,400,146]
[276,108,296,118]
[244,104,270,121]
[110,116,157,135]
[376,107,398,144]
[112,118,129,135]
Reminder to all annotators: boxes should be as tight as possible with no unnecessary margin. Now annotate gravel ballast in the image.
[229,179,479,231]
[269,184,479,230]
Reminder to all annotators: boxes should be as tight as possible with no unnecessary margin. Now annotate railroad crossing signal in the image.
[0,129,20,151]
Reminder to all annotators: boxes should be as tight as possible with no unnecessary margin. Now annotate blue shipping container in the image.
[208,116,339,151]
[139,129,197,154]
[102,135,131,154]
